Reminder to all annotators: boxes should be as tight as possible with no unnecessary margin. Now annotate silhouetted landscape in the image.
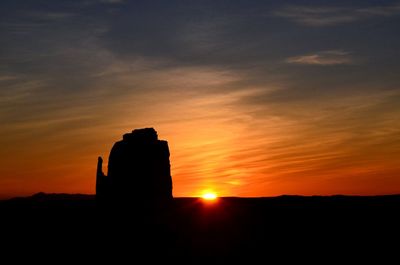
[1,129,399,261]
[96,128,173,207]
[1,193,399,261]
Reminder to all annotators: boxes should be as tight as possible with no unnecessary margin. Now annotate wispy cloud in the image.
[99,0,125,4]
[286,50,353,65]
[0,75,18,81]
[275,3,400,26]
[28,11,76,21]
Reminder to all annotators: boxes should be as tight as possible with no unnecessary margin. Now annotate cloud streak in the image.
[275,2,400,26]
[286,50,353,66]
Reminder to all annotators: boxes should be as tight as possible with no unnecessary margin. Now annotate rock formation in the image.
[96,128,173,207]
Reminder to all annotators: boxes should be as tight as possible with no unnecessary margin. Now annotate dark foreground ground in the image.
[1,193,399,262]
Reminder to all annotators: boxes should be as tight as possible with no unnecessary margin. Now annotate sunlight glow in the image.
[202,192,217,200]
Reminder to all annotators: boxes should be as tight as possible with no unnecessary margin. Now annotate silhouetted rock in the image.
[96,128,173,207]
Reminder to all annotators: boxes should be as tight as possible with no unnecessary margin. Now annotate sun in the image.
[202,192,217,201]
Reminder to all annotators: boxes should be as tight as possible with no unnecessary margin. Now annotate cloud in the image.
[0,75,18,81]
[285,50,353,65]
[100,0,125,3]
[275,2,400,26]
[29,12,76,21]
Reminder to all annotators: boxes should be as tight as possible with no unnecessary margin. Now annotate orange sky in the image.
[1,1,400,198]
[1,66,399,198]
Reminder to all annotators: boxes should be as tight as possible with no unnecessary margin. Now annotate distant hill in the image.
[3,192,400,201]
[6,192,95,201]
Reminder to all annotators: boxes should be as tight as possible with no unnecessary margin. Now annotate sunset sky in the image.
[1,0,400,198]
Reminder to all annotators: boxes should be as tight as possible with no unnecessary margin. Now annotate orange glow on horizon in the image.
[1,77,400,198]
[202,192,218,201]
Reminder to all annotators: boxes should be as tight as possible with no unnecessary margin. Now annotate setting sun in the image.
[202,192,217,200]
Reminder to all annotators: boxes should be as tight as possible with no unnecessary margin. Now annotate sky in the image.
[1,0,400,198]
